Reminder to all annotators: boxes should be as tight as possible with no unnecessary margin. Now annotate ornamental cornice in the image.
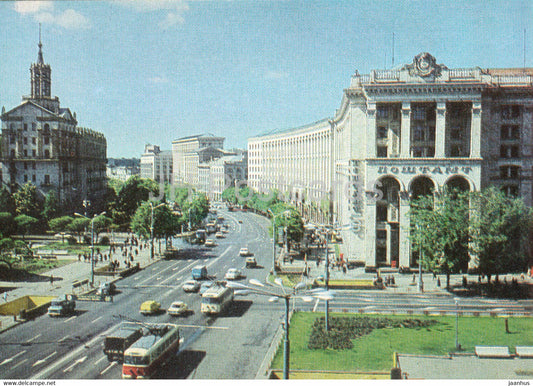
[363,82,487,96]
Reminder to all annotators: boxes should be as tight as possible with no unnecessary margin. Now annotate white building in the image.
[248,53,533,270]
[140,144,173,184]
[171,134,224,186]
[199,152,248,201]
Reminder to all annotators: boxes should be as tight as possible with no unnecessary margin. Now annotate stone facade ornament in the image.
[403,52,447,79]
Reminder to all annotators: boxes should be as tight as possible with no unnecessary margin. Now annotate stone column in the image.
[400,102,411,157]
[386,222,392,265]
[398,192,411,268]
[364,193,377,268]
[435,101,446,158]
[470,101,482,158]
[366,102,377,158]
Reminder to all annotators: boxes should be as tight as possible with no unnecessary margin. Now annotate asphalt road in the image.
[0,208,286,380]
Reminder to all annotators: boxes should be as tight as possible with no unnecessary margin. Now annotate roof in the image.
[249,118,331,141]
[172,133,225,143]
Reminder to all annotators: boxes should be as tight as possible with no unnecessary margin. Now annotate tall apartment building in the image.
[0,38,107,213]
[198,151,248,201]
[248,52,533,270]
[140,144,173,184]
[171,134,224,186]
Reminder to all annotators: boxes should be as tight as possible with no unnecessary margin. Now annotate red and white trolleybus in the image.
[122,323,179,379]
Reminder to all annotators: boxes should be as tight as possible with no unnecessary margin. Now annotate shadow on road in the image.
[222,299,253,318]
[157,349,206,379]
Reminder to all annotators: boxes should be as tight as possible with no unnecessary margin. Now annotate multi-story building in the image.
[0,38,107,213]
[140,144,173,184]
[171,134,224,186]
[198,151,248,201]
[248,52,533,270]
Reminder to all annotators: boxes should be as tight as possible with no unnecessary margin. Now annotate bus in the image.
[122,323,179,379]
[200,283,234,315]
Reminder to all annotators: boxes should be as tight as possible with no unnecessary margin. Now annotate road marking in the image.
[1,350,26,365]
[33,351,57,367]
[91,316,102,324]
[163,288,175,298]
[176,324,229,330]
[100,361,117,375]
[64,315,77,323]
[63,355,87,373]
[26,334,41,343]
[312,299,320,312]
[12,358,28,370]
[95,355,108,366]
[58,335,69,343]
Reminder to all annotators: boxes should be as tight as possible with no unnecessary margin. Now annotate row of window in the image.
[9,149,51,158]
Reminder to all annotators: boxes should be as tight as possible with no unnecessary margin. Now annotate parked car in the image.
[224,268,241,280]
[182,280,201,293]
[167,301,188,316]
[97,281,116,296]
[139,300,161,315]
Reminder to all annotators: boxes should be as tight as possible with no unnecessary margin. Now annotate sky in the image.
[1,0,532,158]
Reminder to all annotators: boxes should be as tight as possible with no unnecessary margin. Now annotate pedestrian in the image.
[50,275,54,286]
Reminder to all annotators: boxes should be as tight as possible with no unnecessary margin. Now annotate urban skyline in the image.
[1,0,531,158]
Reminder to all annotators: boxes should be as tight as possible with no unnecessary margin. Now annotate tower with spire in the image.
[28,25,58,112]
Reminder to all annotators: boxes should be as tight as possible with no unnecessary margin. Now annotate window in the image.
[44,149,50,158]
[412,107,426,120]
[24,162,28,170]
[501,184,518,197]
[23,150,28,157]
[44,175,50,185]
[451,129,462,140]
[377,127,388,139]
[32,174,36,183]
[44,137,49,145]
[24,175,28,182]
[32,123,36,131]
[23,137,28,145]
[501,105,520,120]
[500,166,520,179]
[377,106,388,119]
[24,123,28,131]
[32,149,36,157]
[377,146,388,158]
[450,145,462,157]
[376,205,388,222]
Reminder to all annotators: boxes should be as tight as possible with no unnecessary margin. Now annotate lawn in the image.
[271,312,533,372]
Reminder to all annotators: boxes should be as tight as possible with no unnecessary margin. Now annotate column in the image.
[366,102,377,158]
[435,101,446,158]
[400,102,411,157]
[398,192,411,268]
[470,101,482,158]
[386,222,392,265]
[364,196,377,268]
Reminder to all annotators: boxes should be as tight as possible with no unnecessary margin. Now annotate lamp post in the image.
[226,279,333,379]
[454,298,460,350]
[149,202,165,260]
[74,211,106,287]
[267,209,291,275]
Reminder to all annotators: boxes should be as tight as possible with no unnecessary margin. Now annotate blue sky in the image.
[1,0,531,158]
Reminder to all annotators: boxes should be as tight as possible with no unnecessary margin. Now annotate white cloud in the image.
[114,0,189,29]
[13,2,91,30]
[13,1,54,15]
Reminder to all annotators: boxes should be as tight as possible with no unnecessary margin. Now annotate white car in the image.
[182,280,201,292]
[204,239,216,247]
[224,268,241,280]
[215,232,224,238]
[239,247,250,256]
[167,301,188,316]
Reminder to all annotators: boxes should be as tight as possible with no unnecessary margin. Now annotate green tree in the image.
[0,212,16,236]
[181,194,209,229]
[49,216,74,233]
[42,191,59,221]
[13,183,43,218]
[92,215,113,241]
[14,214,39,239]
[131,202,182,240]
[68,217,90,242]
[0,188,16,215]
[409,188,470,289]
[112,176,159,229]
[470,187,532,281]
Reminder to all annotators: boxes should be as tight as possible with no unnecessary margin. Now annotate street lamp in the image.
[267,209,291,275]
[454,297,460,350]
[226,279,333,379]
[74,211,106,286]
[149,202,165,260]
[415,224,424,293]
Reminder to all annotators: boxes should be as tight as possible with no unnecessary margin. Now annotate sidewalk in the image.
[0,236,162,333]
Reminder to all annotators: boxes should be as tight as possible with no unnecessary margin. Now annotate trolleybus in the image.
[200,282,234,315]
[122,323,179,379]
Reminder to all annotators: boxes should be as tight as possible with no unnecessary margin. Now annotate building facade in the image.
[0,38,107,213]
[140,144,173,184]
[171,134,224,186]
[198,151,248,201]
[248,53,533,270]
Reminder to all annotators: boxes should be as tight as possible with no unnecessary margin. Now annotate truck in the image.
[192,265,208,280]
[103,324,143,362]
[47,295,76,317]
